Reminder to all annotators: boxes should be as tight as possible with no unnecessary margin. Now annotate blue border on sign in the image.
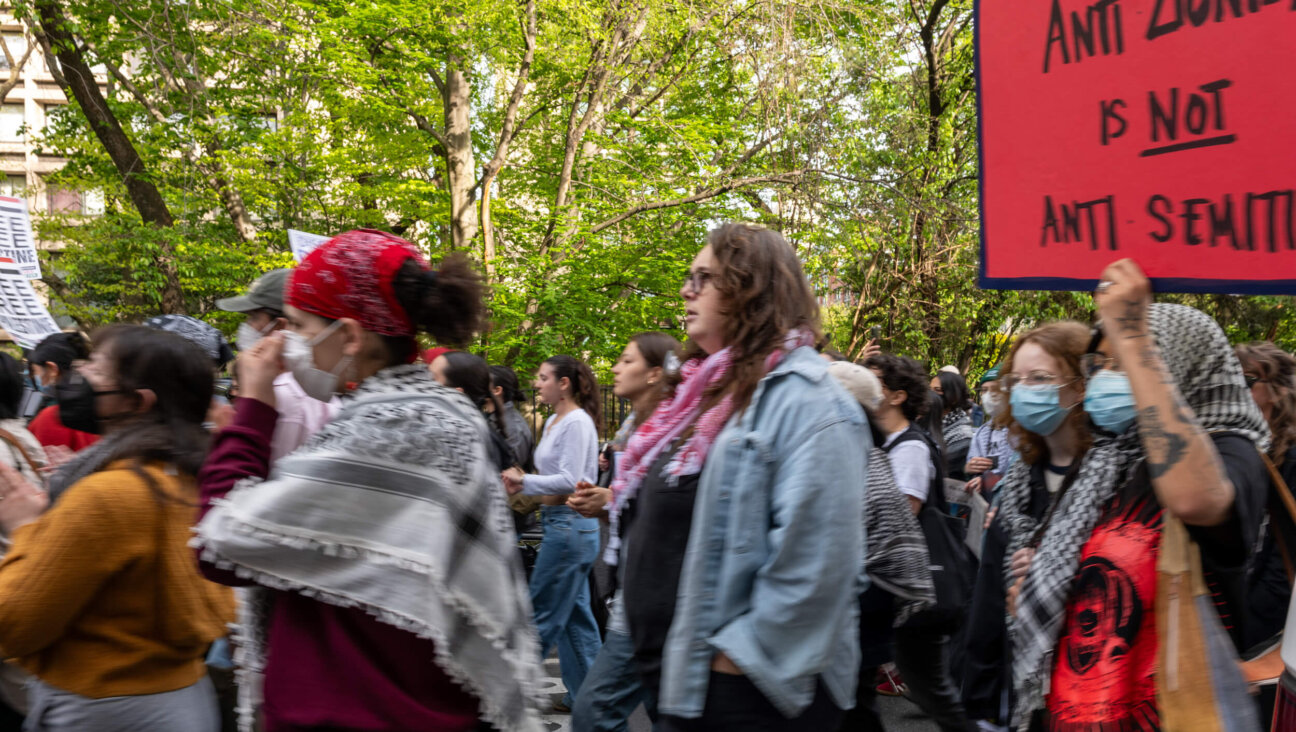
[972,0,1296,296]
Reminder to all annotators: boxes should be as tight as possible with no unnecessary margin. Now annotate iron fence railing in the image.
[518,386,631,443]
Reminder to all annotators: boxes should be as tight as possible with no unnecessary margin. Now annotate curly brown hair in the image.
[997,321,1093,466]
[1235,342,1296,459]
[680,223,823,416]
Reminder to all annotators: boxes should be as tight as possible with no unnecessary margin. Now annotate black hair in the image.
[28,332,90,381]
[921,390,948,456]
[382,254,485,365]
[90,325,214,487]
[489,365,525,404]
[936,371,973,413]
[864,353,930,423]
[0,353,23,420]
[544,355,603,432]
[442,351,509,439]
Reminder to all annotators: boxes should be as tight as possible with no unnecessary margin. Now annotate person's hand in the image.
[1094,259,1153,343]
[984,505,998,530]
[501,467,525,495]
[598,453,610,472]
[41,445,73,473]
[567,482,611,518]
[861,338,882,362]
[0,462,48,533]
[238,332,284,409]
[966,457,994,475]
[1010,547,1035,582]
[206,400,236,433]
[1008,576,1026,616]
[711,652,743,675]
[966,476,982,494]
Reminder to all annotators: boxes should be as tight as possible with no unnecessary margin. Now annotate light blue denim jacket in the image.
[659,346,869,719]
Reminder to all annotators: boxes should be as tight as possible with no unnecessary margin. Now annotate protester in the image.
[491,365,535,472]
[965,365,1014,497]
[1233,342,1296,676]
[567,331,680,732]
[962,322,1091,731]
[827,360,935,732]
[932,370,975,480]
[193,230,544,732]
[26,332,98,454]
[430,349,517,471]
[865,352,976,732]
[1007,260,1270,730]
[142,315,239,434]
[500,355,603,714]
[217,268,335,460]
[618,223,865,731]
[0,326,235,732]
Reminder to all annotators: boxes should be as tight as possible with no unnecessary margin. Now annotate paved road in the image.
[540,658,939,731]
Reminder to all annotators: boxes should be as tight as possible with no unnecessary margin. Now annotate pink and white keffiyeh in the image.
[604,329,815,564]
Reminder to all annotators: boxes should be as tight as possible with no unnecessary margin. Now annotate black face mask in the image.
[53,375,125,435]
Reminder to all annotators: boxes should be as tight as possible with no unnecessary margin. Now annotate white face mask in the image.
[982,390,1005,419]
[236,320,276,352]
[282,320,353,402]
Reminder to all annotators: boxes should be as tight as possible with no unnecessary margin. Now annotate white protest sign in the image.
[0,197,42,280]
[0,266,60,349]
[287,229,332,262]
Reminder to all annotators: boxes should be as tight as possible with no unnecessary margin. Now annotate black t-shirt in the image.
[1245,444,1296,651]
[622,445,700,679]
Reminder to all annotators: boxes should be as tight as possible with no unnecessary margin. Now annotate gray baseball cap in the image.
[216,269,291,313]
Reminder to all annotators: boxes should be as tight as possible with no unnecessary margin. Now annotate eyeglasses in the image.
[1079,353,1121,379]
[1002,371,1075,390]
[682,270,714,294]
[1244,374,1264,389]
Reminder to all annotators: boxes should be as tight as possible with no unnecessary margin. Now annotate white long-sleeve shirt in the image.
[522,408,598,496]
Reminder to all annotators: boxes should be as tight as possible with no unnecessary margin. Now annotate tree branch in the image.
[590,171,804,233]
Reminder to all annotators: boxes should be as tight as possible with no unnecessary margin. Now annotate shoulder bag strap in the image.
[1258,448,1296,582]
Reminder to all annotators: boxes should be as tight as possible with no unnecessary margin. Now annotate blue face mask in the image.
[1010,383,1074,436]
[1084,370,1137,434]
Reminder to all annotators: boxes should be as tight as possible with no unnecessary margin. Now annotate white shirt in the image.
[884,428,934,503]
[522,408,598,496]
[270,372,338,463]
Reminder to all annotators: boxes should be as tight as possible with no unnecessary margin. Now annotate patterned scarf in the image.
[864,447,936,625]
[193,365,545,732]
[604,329,815,564]
[1006,304,1270,728]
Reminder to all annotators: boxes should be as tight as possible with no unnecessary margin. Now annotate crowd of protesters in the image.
[0,223,1288,732]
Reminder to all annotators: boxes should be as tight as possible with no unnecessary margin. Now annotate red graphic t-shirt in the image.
[1047,493,1163,731]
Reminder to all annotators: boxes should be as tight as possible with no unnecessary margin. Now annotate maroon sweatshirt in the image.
[197,397,480,732]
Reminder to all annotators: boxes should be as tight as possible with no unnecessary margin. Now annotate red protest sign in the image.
[976,0,1296,294]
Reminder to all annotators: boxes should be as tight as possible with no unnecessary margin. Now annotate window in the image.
[0,104,23,142]
[46,186,104,216]
[0,35,25,71]
[0,175,25,198]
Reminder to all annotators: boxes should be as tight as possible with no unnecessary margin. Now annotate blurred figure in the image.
[431,349,517,471]
[217,269,336,460]
[964,366,1014,497]
[932,371,975,480]
[501,355,603,714]
[0,326,235,732]
[26,332,97,456]
[490,365,535,472]
[569,331,680,732]
[194,230,544,732]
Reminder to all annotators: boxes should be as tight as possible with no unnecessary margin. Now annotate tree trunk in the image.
[443,56,477,249]
[35,1,185,313]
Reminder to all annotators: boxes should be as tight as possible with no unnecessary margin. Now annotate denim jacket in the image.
[659,346,870,719]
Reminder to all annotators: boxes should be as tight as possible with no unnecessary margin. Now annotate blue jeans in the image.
[531,505,603,707]
[572,600,644,731]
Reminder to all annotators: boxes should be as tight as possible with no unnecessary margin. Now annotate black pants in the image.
[894,626,977,732]
[657,672,843,732]
[837,665,886,732]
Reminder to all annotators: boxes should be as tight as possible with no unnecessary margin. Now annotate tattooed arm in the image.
[1095,259,1234,527]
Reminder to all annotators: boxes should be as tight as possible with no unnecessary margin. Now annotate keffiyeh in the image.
[1007,304,1270,727]
[864,447,936,625]
[193,365,545,731]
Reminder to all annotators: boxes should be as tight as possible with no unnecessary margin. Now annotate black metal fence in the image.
[518,386,631,442]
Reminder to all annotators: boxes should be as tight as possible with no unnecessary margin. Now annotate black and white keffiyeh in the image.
[864,447,936,625]
[193,364,545,732]
[1007,304,1270,727]
[943,408,975,455]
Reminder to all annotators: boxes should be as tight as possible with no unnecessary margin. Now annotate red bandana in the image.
[287,230,427,337]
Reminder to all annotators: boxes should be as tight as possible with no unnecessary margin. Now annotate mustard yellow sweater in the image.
[0,460,234,698]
